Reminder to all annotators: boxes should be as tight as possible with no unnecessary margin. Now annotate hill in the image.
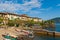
[50,17,60,23]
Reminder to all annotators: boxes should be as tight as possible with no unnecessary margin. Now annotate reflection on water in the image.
[34,35,60,40]
[34,36,56,40]
[55,23,60,32]
[33,23,60,40]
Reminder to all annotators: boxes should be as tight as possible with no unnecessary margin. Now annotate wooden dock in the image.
[23,28,60,37]
[33,29,60,37]
[24,28,60,37]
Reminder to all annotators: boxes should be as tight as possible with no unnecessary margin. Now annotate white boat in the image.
[28,31,34,38]
[28,34,34,38]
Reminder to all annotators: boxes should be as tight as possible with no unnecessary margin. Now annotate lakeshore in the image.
[0,12,56,40]
[24,28,60,37]
[0,23,60,40]
[0,27,60,40]
[34,29,60,37]
[0,27,34,40]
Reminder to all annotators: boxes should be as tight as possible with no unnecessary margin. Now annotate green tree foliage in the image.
[0,17,3,23]
[39,20,55,29]
[7,20,15,26]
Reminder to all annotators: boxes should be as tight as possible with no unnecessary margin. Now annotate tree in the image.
[7,20,15,27]
[25,19,35,27]
[0,17,3,24]
[14,18,26,28]
[0,17,4,26]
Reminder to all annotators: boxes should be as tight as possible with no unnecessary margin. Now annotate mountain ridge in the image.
[50,17,60,23]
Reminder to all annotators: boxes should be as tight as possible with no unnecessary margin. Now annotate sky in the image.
[0,0,60,20]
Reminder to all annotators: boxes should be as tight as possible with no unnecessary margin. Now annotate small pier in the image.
[32,29,60,37]
[23,28,60,38]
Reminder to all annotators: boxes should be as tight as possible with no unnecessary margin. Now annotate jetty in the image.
[23,28,60,37]
[33,29,60,37]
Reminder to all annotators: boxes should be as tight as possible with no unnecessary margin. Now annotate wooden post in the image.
[53,32,55,37]
[47,32,48,36]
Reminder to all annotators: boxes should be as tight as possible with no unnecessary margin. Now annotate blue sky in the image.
[0,0,60,20]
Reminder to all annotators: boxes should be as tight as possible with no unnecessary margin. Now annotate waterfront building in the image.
[0,12,43,22]
[19,14,30,21]
[32,17,43,22]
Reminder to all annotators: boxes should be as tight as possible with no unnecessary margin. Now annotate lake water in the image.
[34,35,60,40]
[55,23,60,32]
[34,23,60,40]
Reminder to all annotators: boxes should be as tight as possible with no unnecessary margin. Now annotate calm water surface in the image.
[55,23,60,32]
[34,23,60,40]
[34,36,60,40]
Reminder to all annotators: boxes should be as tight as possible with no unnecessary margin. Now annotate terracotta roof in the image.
[0,12,42,19]
[0,12,7,15]
[20,14,29,17]
[0,12,30,17]
[0,12,20,16]
[32,17,42,19]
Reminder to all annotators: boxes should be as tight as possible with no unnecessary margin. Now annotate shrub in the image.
[7,22,15,26]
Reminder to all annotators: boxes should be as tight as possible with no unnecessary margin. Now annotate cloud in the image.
[0,0,42,14]
[27,10,42,17]
[40,7,52,11]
